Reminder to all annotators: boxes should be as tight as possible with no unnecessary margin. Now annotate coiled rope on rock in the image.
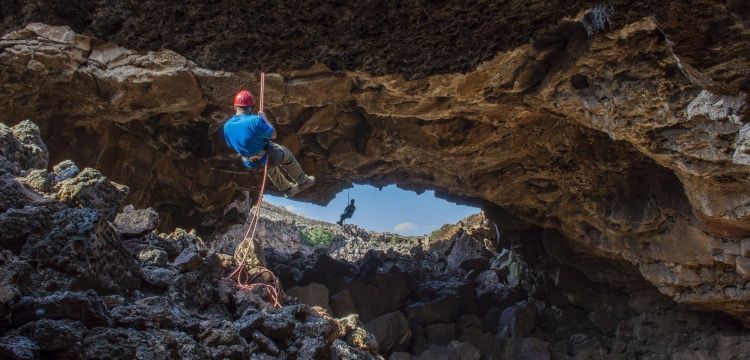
[225,72,284,308]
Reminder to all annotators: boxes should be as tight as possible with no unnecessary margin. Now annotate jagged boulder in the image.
[110,296,192,330]
[22,169,53,193]
[444,234,492,272]
[6,319,87,357]
[414,341,480,360]
[0,335,39,360]
[406,281,476,325]
[24,207,141,294]
[0,205,52,253]
[54,168,129,219]
[347,273,411,322]
[364,311,411,354]
[0,121,47,176]
[0,174,47,213]
[503,337,550,360]
[10,291,110,329]
[138,248,169,267]
[498,301,538,338]
[285,282,330,311]
[51,161,79,183]
[114,205,159,239]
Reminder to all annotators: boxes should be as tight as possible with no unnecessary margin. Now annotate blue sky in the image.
[265,184,479,236]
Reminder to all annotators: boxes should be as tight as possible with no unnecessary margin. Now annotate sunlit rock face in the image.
[1,1,749,324]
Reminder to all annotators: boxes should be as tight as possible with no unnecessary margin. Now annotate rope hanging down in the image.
[225,72,284,308]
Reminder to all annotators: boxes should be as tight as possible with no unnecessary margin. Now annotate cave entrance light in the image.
[265,184,480,236]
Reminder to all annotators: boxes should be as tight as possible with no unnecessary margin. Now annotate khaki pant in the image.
[266,142,305,192]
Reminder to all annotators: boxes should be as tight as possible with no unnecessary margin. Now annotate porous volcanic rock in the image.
[0,122,383,359]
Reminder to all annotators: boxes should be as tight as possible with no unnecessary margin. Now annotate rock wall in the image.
[0,0,749,332]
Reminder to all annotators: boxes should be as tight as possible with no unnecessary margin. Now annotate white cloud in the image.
[394,222,419,233]
[283,205,305,216]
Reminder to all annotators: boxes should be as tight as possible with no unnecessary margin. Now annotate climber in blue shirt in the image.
[223,90,315,197]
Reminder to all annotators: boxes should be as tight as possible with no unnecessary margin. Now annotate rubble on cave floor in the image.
[215,186,750,359]
[258,213,750,359]
[0,121,381,360]
[2,120,750,360]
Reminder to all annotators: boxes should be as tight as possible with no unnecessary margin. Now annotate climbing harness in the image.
[225,72,284,308]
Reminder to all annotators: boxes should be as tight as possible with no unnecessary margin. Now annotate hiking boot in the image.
[284,176,315,198]
[297,175,315,190]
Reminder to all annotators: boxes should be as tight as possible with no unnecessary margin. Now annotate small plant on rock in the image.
[301,227,334,248]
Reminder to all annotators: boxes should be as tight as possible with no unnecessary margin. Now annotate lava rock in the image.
[0,205,51,253]
[11,291,110,329]
[348,273,410,322]
[458,326,505,357]
[0,252,27,329]
[25,207,141,294]
[166,229,208,257]
[234,312,265,339]
[338,315,379,354]
[0,174,44,213]
[173,249,202,273]
[503,337,550,360]
[199,320,248,348]
[138,248,169,267]
[168,271,216,309]
[406,296,463,326]
[54,168,129,219]
[364,311,411,354]
[0,335,39,360]
[315,254,356,277]
[445,235,491,271]
[110,296,190,330]
[498,301,537,338]
[81,327,159,359]
[331,339,382,360]
[389,352,411,360]
[286,282,330,311]
[331,289,357,318]
[51,160,79,183]
[425,323,455,346]
[0,122,32,176]
[7,319,86,355]
[142,266,177,289]
[414,340,480,360]
[9,121,47,169]
[114,205,159,238]
[22,169,53,193]
[252,331,280,356]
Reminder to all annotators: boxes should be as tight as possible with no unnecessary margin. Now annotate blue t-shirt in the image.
[223,114,274,169]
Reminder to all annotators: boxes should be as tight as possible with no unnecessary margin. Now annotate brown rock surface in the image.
[0,2,749,328]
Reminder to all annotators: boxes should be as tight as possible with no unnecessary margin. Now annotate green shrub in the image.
[301,227,334,248]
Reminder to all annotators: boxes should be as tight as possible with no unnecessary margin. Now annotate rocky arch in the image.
[1,1,749,329]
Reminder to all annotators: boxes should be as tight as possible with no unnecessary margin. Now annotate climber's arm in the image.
[258,111,277,139]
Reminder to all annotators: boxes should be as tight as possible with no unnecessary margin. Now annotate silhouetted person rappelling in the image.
[337,199,356,225]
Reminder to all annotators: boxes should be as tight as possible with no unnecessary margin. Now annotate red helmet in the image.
[233,90,255,107]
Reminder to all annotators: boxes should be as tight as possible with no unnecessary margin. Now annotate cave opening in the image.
[265,183,480,236]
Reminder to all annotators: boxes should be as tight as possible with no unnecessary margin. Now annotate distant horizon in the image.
[265,184,480,236]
